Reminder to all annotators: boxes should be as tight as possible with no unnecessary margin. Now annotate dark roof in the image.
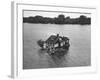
[46,35,58,44]
[62,36,69,40]
[45,35,69,44]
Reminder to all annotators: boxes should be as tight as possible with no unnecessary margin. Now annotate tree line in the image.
[23,14,91,25]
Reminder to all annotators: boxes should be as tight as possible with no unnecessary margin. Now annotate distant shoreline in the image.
[23,14,91,25]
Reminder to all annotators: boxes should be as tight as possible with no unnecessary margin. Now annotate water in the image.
[23,23,91,69]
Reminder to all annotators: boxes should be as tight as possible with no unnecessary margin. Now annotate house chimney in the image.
[57,34,59,37]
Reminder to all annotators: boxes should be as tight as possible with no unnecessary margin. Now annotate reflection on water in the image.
[37,49,69,68]
[50,51,69,66]
[23,23,91,69]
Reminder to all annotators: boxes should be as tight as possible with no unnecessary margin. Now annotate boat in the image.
[37,34,70,54]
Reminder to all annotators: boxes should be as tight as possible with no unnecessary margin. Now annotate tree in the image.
[55,14,66,24]
[37,40,45,49]
[79,15,87,25]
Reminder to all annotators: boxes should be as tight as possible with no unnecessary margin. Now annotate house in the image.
[44,34,70,52]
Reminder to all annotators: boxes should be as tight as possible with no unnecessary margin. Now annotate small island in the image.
[37,34,70,54]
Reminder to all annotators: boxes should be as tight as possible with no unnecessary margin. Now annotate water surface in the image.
[23,23,91,69]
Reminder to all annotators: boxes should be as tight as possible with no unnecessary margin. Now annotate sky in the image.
[23,10,91,18]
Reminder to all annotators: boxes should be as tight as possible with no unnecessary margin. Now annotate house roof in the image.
[46,35,58,44]
[45,35,69,44]
[62,36,69,40]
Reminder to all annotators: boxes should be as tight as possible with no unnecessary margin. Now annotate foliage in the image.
[37,40,45,49]
[23,14,91,25]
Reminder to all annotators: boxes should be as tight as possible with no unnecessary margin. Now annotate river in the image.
[23,23,91,69]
